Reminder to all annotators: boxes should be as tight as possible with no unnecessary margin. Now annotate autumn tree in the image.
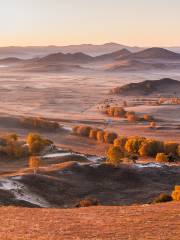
[29,156,40,175]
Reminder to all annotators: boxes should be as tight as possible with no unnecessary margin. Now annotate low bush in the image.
[113,107,126,118]
[21,117,60,131]
[139,140,164,157]
[143,114,154,121]
[127,154,139,162]
[149,121,156,129]
[104,131,118,144]
[76,196,99,207]
[178,145,180,157]
[72,125,79,134]
[153,193,172,203]
[104,106,126,118]
[96,130,105,143]
[107,107,115,117]
[89,128,100,139]
[164,142,178,155]
[0,134,28,158]
[113,136,128,150]
[126,112,139,122]
[76,125,92,137]
[171,185,180,201]
[156,153,169,163]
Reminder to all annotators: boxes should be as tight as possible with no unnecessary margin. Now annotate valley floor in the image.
[0,202,179,240]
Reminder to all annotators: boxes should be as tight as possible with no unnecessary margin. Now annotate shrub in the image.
[89,128,100,139]
[4,141,25,158]
[6,133,19,141]
[156,153,169,163]
[21,117,60,131]
[153,193,172,203]
[96,130,105,143]
[106,106,126,118]
[104,131,118,144]
[77,126,92,137]
[139,140,164,157]
[167,153,179,163]
[113,107,126,118]
[76,196,99,207]
[150,121,156,129]
[125,137,146,154]
[127,154,139,162]
[107,107,115,117]
[171,185,180,201]
[126,112,138,122]
[72,125,79,134]
[177,145,180,157]
[143,115,154,121]
[27,133,52,155]
[164,142,178,155]
[114,136,128,150]
[0,134,28,158]
[106,145,124,165]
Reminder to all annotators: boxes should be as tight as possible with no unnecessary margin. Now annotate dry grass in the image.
[0,203,179,239]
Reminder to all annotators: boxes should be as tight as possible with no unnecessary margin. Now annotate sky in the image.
[0,0,180,47]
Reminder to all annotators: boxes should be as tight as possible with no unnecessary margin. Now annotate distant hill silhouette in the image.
[0,43,142,59]
[38,52,94,63]
[106,59,166,71]
[0,57,23,64]
[111,78,180,96]
[119,47,180,60]
[95,49,131,61]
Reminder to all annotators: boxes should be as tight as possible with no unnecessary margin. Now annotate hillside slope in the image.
[0,162,179,208]
[111,78,180,96]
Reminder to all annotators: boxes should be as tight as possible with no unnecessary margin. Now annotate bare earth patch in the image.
[0,202,179,240]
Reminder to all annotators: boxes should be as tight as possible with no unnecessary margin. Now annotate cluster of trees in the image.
[73,125,180,165]
[99,105,155,124]
[73,125,117,144]
[107,136,180,165]
[0,134,29,158]
[0,133,53,159]
[21,117,60,131]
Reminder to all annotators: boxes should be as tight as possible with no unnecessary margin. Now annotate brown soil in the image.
[0,202,179,239]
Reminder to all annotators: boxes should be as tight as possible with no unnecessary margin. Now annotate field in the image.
[0,202,179,240]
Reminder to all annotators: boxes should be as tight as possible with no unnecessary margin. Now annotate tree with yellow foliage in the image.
[106,145,124,166]
[29,156,40,175]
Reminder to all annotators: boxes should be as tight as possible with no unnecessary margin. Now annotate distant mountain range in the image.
[0,43,140,59]
[1,47,180,72]
[1,42,180,59]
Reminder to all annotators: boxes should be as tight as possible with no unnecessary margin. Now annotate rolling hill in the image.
[118,47,180,60]
[111,78,180,96]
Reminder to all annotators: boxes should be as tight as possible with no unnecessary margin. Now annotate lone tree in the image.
[29,156,40,175]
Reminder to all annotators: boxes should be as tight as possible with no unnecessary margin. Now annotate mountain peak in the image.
[131,47,180,59]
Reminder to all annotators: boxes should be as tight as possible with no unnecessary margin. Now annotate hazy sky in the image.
[0,0,180,47]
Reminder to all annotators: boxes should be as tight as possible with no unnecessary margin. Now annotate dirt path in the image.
[0,202,179,240]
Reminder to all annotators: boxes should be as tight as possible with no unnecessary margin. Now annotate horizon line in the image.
[0,42,180,48]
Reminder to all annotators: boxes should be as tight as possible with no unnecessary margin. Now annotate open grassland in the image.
[0,202,179,240]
